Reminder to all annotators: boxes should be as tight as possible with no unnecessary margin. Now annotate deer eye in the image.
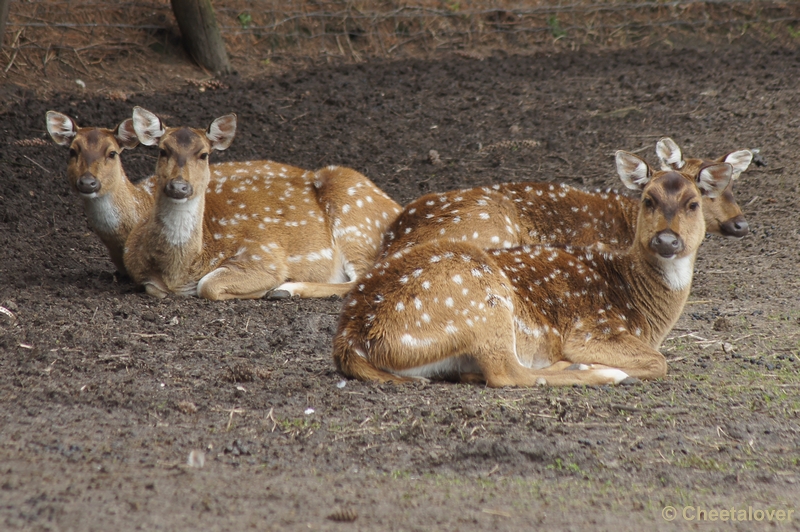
[688,201,700,211]
[199,153,209,161]
[159,149,168,158]
[69,148,77,158]
[643,197,655,209]
[108,151,118,159]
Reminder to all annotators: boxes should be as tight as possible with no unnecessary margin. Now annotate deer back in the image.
[380,182,638,258]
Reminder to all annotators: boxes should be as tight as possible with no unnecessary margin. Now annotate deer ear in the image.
[132,107,166,146]
[697,163,733,198]
[206,114,237,151]
[656,137,686,170]
[114,118,140,151]
[46,111,78,147]
[722,149,752,180]
[656,137,685,170]
[616,151,652,190]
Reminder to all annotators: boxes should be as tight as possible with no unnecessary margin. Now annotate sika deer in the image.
[123,107,401,300]
[380,138,751,257]
[332,152,733,387]
[46,111,155,275]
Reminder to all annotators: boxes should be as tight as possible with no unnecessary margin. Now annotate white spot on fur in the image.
[400,334,434,347]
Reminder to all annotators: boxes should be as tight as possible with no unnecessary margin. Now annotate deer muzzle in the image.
[76,173,101,195]
[164,178,194,200]
[650,230,684,258]
[719,215,749,238]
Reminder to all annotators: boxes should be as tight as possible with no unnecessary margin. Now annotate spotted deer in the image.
[46,111,155,275]
[332,151,733,386]
[123,107,401,300]
[380,138,752,257]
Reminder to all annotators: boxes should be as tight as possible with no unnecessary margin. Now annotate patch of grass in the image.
[547,457,584,475]
[237,12,252,29]
[547,15,566,39]
[675,455,728,472]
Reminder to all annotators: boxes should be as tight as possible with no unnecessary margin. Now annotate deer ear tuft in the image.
[616,151,652,191]
[697,163,733,199]
[132,107,166,146]
[46,111,78,147]
[206,114,237,151]
[722,150,753,180]
[656,137,685,171]
[115,119,140,151]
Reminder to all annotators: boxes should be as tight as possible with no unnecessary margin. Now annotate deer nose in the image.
[164,179,193,200]
[720,215,749,238]
[76,174,101,195]
[650,230,684,258]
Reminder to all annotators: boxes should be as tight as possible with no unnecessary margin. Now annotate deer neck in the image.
[607,245,697,347]
[81,170,154,239]
[82,191,122,237]
[155,192,206,255]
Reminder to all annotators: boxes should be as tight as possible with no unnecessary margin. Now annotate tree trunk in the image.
[0,0,11,50]
[170,0,231,75]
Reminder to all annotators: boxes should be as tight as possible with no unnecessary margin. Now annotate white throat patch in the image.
[657,255,694,291]
[159,195,202,246]
[84,193,121,235]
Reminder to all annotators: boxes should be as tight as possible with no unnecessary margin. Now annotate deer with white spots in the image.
[380,138,752,257]
[332,152,733,386]
[123,107,401,300]
[46,111,156,275]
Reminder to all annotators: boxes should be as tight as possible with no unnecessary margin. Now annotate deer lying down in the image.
[46,111,155,276]
[380,138,752,257]
[123,107,401,300]
[333,152,733,387]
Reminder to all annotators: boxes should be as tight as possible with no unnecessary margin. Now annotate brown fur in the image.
[123,107,401,300]
[333,153,733,387]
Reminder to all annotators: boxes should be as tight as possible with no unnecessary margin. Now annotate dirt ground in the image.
[2,23,800,531]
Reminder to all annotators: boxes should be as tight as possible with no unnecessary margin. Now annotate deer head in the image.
[656,137,751,238]
[617,150,732,289]
[132,106,237,203]
[46,111,139,198]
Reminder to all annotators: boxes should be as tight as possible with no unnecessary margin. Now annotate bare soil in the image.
[2,33,800,532]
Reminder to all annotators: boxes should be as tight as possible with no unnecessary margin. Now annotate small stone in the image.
[428,150,442,165]
[176,401,198,414]
[722,342,735,354]
[187,450,205,468]
[713,317,732,331]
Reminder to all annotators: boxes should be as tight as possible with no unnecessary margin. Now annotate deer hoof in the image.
[266,289,292,300]
[619,376,642,386]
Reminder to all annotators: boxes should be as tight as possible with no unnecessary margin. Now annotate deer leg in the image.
[562,331,668,380]
[196,265,284,301]
[143,280,170,299]
[467,322,632,387]
[266,281,355,299]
